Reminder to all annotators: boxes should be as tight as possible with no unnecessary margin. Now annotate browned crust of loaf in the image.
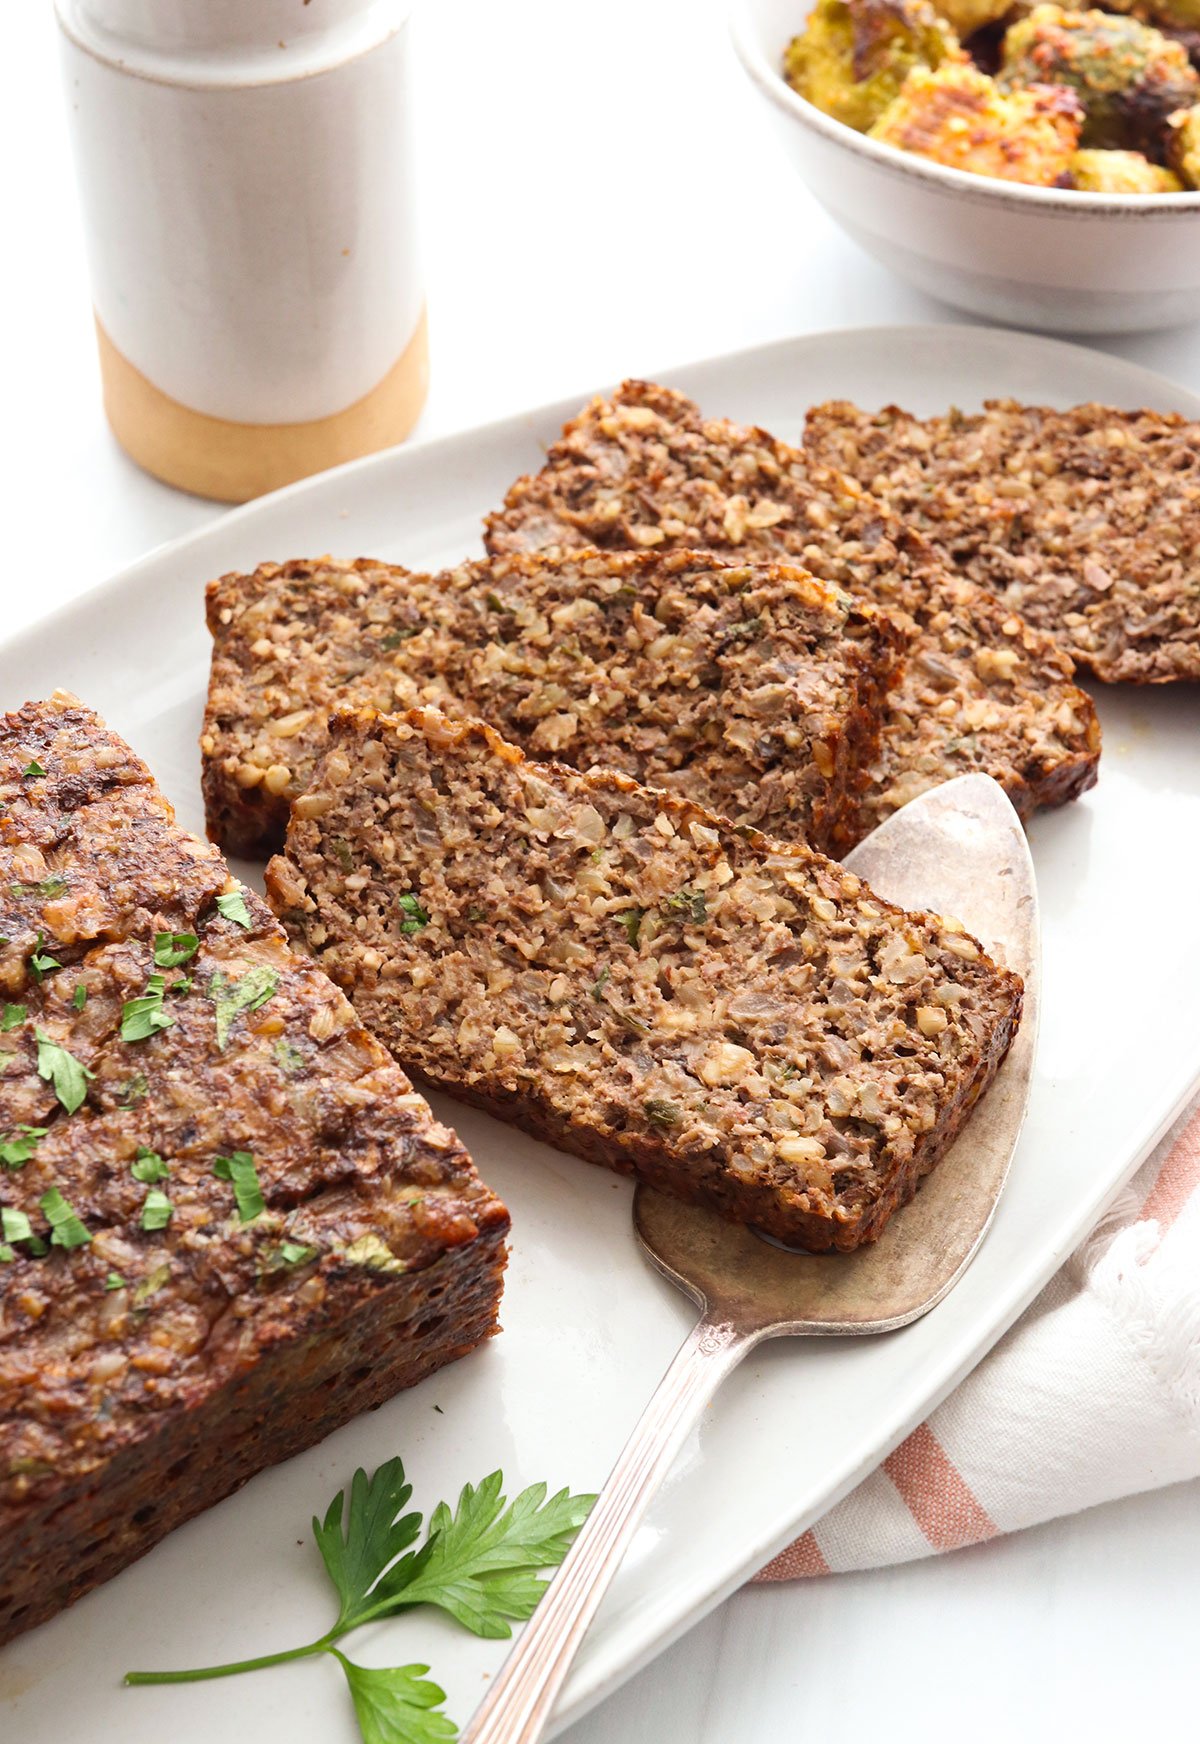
[804,398,1200,686]
[267,706,1023,1254]
[201,547,910,860]
[0,1228,505,1647]
[0,695,509,1645]
[482,379,1102,839]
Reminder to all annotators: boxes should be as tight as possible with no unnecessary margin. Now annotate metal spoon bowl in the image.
[461,775,1040,1743]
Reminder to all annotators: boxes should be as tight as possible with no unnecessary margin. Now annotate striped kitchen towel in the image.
[756,1098,1200,1581]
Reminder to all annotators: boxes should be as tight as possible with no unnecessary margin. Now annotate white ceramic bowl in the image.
[731,0,1200,333]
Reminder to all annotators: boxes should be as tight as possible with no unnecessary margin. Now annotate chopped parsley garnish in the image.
[140,1188,173,1231]
[213,1150,265,1222]
[215,890,252,930]
[154,931,199,968]
[644,1098,681,1127]
[118,1071,149,1108]
[208,966,279,1050]
[131,1146,169,1183]
[73,982,87,1011]
[464,904,487,923]
[41,1186,91,1248]
[29,932,61,981]
[11,875,68,900]
[722,615,763,644]
[121,973,174,1043]
[35,1028,94,1114]
[0,1125,48,1169]
[1,1004,26,1032]
[273,1038,305,1075]
[1,1207,33,1245]
[0,1244,12,1264]
[590,967,610,1001]
[126,1453,595,1740]
[278,1239,316,1267]
[617,908,645,946]
[22,759,46,779]
[663,888,707,924]
[398,893,429,934]
[105,1271,126,1292]
[486,591,514,613]
[380,626,421,650]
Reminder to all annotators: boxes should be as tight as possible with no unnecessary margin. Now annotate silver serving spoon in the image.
[460,774,1040,1744]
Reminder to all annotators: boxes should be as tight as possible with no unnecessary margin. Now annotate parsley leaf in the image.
[273,1038,306,1075]
[124,1454,594,1730]
[215,890,252,930]
[382,1473,596,1638]
[105,1271,126,1291]
[154,931,199,968]
[35,1028,94,1114]
[330,1652,456,1744]
[121,973,175,1043]
[11,875,68,900]
[278,1239,316,1266]
[73,982,87,1011]
[380,626,421,651]
[398,893,429,935]
[0,1125,48,1168]
[1,1206,33,1245]
[663,888,707,924]
[0,1244,12,1264]
[131,1146,169,1183]
[1,1004,25,1031]
[22,759,46,778]
[644,1098,681,1128]
[313,1457,424,1635]
[617,908,644,946]
[41,1186,91,1248]
[213,1151,265,1222]
[141,1188,173,1231]
[29,932,61,981]
[208,967,278,1050]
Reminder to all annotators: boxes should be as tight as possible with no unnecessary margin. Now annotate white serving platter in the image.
[2,326,1198,1743]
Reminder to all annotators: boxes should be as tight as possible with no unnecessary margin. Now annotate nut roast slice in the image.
[266,707,1023,1257]
[203,548,908,859]
[485,379,1102,835]
[804,398,1200,683]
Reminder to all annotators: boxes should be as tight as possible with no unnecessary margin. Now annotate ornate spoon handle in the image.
[458,1313,751,1744]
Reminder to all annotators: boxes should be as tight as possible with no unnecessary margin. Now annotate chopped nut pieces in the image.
[266,707,1023,1256]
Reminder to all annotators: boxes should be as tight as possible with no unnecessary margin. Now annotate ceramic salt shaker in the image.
[55,0,427,502]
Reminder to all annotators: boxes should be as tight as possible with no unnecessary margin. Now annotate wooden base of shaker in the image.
[94,311,429,503]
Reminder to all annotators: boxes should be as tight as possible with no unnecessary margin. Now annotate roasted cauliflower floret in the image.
[1065,144,1184,183]
[1000,6,1199,151]
[1167,99,1200,180]
[869,60,1084,179]
[784,0,961,132]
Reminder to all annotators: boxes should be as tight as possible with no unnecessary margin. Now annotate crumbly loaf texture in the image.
[805,399,1200,684]
[203,549,907,858]
[484,380,1101,834]
[0,696,508,1647]
[266,708,1023,1255]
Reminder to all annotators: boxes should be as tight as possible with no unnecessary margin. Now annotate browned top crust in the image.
[483,380,1101,832]
[266,706,1023,1253]
[804,398,1200,684]
[203,548,908,858]
[0,695,507,1512]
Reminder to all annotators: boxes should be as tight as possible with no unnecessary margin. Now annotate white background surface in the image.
[3,3,1198,1741]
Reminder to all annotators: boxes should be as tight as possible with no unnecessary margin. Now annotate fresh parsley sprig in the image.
[125,1454,595,1742]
